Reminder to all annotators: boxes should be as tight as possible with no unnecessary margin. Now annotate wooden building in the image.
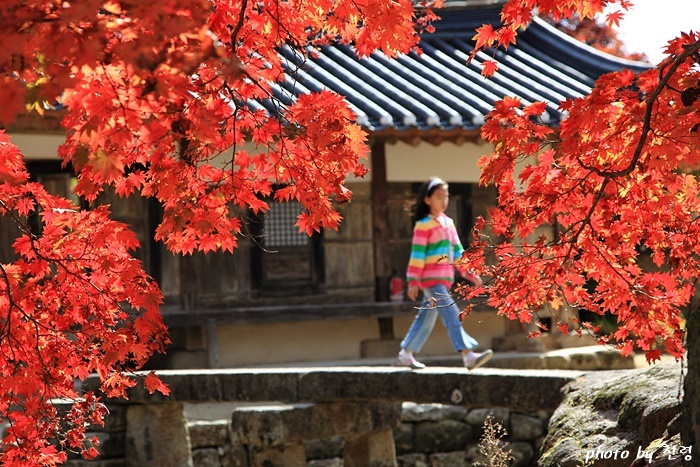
[3,1,649,367]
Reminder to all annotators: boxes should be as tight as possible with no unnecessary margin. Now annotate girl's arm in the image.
[450,219,483,286]
[406,222,430,290]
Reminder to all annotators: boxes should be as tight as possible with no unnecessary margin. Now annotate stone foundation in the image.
[61,402,547,467]
[183,402,549,467]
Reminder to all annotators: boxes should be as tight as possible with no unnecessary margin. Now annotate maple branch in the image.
[230,0,248,52]
[557,175,610,265]
[0,262,16,339]
[587,231,636,290]
[557,42,700,270]
[579,40,700,180]
[621,41,700,176]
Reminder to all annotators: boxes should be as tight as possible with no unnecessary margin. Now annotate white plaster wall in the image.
[217,318,381,366]
[8,134,496,186]
[9,133,64,159]
[384,141,492,183]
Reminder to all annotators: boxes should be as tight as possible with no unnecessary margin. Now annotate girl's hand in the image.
[464,272,483,287]
[407,286,420,301]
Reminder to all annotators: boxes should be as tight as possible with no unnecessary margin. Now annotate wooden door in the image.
[251,199,322,293]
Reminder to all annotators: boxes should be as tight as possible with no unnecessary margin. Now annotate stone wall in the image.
[56,362,687,466]
[184,402,550,467]
[61,402,548,467]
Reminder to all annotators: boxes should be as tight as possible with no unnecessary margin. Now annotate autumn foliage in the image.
[2,0,700,463]
[461,1,700,363]
[0,0,441,464]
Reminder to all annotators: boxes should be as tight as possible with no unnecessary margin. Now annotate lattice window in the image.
[263,200,308,247]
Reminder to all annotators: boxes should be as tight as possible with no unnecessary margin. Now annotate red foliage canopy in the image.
[0,0,441,464]
[461,0,700,364]
[2,0,699,463]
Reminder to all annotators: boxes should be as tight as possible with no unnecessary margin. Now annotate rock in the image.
[397,453,428,467]
[307,458,343,467]
[101,405,127,433]
[402,403,444,422]
[304,437,344,460]
[465,441,511,466]
[427,451,467,466]
[394,423,415,455]
[510,413,544,441]
[465,408,510,428]
[192,447,221,467]
[442,405,470,421]
[220,444,248,467]
[568,352,600,370]
[509,442,535,467]
[539,360,685,467]
[413,420,473,453]
[189,421,230,449]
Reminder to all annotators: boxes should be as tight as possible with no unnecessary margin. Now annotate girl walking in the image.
[397,177,493,370]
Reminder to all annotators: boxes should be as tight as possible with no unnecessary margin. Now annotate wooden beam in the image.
[370,140,395,339]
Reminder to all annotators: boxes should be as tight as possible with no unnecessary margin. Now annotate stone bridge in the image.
[88,366,584,466]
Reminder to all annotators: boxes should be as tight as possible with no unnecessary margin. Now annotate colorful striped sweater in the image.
[406,213,464,289]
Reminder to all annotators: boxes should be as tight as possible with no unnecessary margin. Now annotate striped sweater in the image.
[406,213,464,289]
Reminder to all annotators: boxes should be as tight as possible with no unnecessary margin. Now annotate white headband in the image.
[427,178,445,192]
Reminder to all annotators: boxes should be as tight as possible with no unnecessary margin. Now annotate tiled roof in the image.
[274,3,650,139]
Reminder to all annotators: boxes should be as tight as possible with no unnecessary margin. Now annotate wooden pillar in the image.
[371,140,394,339]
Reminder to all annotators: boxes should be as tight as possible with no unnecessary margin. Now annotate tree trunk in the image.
[681,296,699,466]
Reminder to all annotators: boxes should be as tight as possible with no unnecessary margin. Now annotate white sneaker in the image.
[464,349,493,370]
[396,350,426,369]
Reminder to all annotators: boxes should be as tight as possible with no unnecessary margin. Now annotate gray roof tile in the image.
[280,4,651,134]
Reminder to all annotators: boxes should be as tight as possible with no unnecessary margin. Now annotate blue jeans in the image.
[400,284,478,353]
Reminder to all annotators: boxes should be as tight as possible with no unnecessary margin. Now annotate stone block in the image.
[544,355,571,369]
[304,436,344,460]
[344,428,397,467]
[596,350,635,370]
[220,444,248,467]
[428,451,468,466]
[509,441,535,467]
[125,402,193,467]
[101,405,127,433]
[62,460,126,467]
[231,402,401,447]
[307,458,343,467]
[188,420,230,449]
[442,405,470,421]
[192,447,221,467]
[465,408,510,428]
[92,431,126,459]
[413,420,472,453]
[555,334,598,348]
[464,443,488,465]
[118,370,301,403]
[568,352,600,370]
[393,423,415,455]
[397,453,428,467]
[401,402,444,422]
[249,443,306,467]
[510,413,544,441]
